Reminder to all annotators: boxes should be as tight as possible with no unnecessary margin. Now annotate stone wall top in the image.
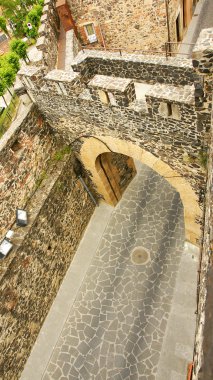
[88,75,132,92]
[0,103,33,154]
[45,69,79,82]
[18,66,43,77]
[72,50,194,69]
[193,28,213,58]
[147,84,195,105]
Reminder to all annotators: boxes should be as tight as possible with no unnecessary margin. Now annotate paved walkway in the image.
[21,164,199,380]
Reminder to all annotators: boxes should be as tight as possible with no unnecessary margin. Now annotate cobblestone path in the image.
[43,164,185,380]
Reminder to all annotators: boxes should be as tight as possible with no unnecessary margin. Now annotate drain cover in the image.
[131,247,150,265]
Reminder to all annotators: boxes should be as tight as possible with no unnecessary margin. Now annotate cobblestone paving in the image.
[43,164,185,380]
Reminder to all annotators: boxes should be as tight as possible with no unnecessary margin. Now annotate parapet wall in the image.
[37,0,60,69]
[72,50,199,85]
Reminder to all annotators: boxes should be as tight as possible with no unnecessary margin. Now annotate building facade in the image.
[57,0,199,52]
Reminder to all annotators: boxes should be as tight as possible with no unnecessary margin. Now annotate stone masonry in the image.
[17,1,213,248]
[18,49,208,209]
[0,103,57,241]
[0,0,211,378]
[65,0,195,52]
[0,139,95,379]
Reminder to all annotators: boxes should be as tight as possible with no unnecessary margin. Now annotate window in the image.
[85,23,97,43]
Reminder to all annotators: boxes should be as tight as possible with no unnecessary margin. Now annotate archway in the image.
[79,136,202,245]
[96,152,137,205]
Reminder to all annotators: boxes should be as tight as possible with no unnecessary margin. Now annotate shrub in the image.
[10,39,29,62]
[5,52,20,73]
[0,65,16,88]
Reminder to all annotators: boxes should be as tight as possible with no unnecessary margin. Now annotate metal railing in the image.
[80,41,196,60]
[165,41,196,59]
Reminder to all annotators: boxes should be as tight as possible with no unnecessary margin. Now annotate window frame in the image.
[84,23,97,43]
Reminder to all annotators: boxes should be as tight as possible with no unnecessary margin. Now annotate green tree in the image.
[24,24,38,39]
[27,8,41,27]
[10,39,29,63]
[0,66,16,88]
[0,0,44,37]
[0,0,35,17]
[0,16,10,37]
[0,78,7,107]
[0,0,39,36]
[0,0,20,19]
[5,52,20,73]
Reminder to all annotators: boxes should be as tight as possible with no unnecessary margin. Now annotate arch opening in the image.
[79,136,202,245]
[95,152,137,206]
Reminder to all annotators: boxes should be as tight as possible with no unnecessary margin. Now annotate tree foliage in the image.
[0,66,16,88]
[0,0,44,98]
[5,52,20,72]
[10,39,28,61]
[0,16,9,36]
[0,78,6,97]
[0,0,43,37]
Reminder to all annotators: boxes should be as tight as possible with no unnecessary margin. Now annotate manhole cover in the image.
[131,247,150,265]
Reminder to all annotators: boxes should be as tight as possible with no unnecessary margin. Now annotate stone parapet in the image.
[32,0,60,70]
[72,49,198,86]
[65,29,81,70]
[146,83,195,105]
[44,69,84,95]
[146,84,196,122]
[18,66,46,91]
[192,28,213,75]
[88,74,136,106]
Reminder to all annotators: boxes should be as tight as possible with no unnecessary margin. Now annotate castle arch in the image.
[79,136,201,245]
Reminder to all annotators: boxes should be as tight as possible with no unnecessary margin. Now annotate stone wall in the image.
[66,0,193,52]
[17,28,213,246]
[192,103,213,380]
[20,50,206,200]
[72,50,198,86]
[0,153,95,380]
[36,0,60,70]
[0,101,57,241]
[191,29,213,380]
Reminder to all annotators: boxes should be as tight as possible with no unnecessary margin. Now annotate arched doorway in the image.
[79,136,202,245]
[96,152,137,205]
